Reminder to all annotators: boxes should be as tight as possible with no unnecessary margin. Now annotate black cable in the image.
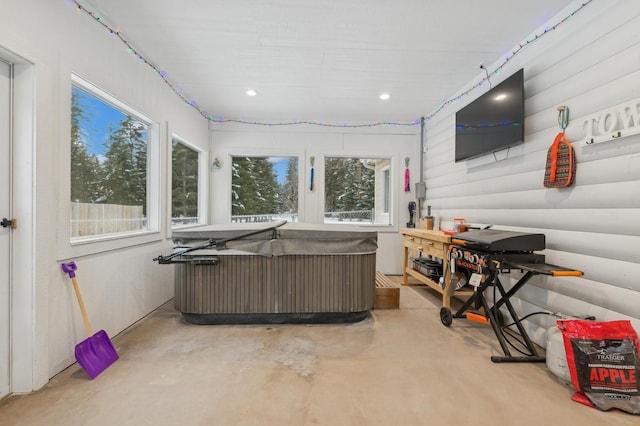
[499,311,555,356]
[489,274,553,356]
[492,284,528,355]
[502,327,533,356]
[502,311,553,328]
[487,275,530,356]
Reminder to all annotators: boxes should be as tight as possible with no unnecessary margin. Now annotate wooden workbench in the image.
[400,228,473,308]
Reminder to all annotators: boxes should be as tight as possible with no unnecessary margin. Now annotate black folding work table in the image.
[440,261,583,363]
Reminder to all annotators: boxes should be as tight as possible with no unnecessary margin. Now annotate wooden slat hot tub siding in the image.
[174,254,376,314]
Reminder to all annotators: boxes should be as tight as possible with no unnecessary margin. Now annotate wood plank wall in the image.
[422,0,640,345]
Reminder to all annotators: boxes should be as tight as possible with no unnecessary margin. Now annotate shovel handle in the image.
[70,276,93,337]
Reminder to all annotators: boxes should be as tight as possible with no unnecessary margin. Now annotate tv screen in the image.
[455,68,524,162]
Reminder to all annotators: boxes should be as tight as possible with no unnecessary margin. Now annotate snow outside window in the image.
[230,156,299,223]
[324,157,391,225]
[70,76,159,241]
[171,138,201,227]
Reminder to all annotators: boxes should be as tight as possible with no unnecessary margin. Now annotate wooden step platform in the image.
[375,271,400,309]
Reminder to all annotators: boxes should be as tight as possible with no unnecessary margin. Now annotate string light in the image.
[204,118,421,128]
[72,0,593,128]
[422,1,593,123]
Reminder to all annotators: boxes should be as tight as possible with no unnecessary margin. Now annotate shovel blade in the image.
[75,330,119,379]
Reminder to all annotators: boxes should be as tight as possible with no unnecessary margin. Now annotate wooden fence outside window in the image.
[71,202,145,237]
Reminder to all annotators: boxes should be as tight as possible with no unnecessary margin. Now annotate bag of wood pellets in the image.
[557,319,640,414]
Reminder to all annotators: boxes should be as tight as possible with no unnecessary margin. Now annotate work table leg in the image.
[402,245,409,285]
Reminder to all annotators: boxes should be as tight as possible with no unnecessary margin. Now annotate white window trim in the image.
[212,145,399,233]
[62,74,161,253]
[170,133,207,230]
[216,147,305,223]
[382,166,391,214]
[321,154,396,231]
[228,153,301,222]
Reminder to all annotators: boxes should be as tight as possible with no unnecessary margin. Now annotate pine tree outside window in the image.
[172,138,200,227]
[231,156,298,223]
[382,167,391,214]
[70,76,159,240]
[324,157,391,225]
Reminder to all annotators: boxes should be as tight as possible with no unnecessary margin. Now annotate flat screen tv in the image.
[455,68,524,162]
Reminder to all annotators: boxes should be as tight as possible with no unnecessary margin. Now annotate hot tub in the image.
[155,222,377,324]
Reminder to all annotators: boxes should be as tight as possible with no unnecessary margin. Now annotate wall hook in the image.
[557,105,570,131]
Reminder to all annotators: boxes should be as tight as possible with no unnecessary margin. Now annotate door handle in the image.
[1,218,16,229]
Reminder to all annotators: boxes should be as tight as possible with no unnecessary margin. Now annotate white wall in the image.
[423,0,640,345]
[5,0,637,393]
[209,126,420,274]
[0,2,209,390]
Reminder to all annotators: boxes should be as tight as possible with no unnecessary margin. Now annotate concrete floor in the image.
[0,281,637,425]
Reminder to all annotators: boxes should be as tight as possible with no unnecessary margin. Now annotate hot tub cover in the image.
[168,221,378,257]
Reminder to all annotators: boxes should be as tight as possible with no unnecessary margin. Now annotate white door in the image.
[0,58,12,399]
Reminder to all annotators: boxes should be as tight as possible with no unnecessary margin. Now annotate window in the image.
[231,156,298,223]
[324,157,391,225]
[382,168,390,214]
[70,77,158,240]
[171,138,200,227]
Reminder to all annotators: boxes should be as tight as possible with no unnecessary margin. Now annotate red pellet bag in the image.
[557,319,640,414]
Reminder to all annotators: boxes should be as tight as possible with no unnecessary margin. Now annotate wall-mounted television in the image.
[455,68,524,162]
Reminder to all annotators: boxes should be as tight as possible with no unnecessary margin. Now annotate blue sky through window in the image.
[73,85,127,159]
[74,84,291,185]
[269,157,290,185]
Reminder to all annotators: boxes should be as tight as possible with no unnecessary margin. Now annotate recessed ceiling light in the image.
[494,93,507,101]
[379,93,390,100]
[246,89,257,97]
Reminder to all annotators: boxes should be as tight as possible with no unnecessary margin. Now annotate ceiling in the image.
[82,0,575,126]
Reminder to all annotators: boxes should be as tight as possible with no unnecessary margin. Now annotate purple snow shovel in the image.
[61,261,119,379]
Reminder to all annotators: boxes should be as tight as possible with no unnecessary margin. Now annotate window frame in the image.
[170,134,207,229]
[382,166,391,214]
[322,155,394,228]
[68,74,161,246]
[212,143,400,232]
[214,146,305,224]
[229,154,300,223]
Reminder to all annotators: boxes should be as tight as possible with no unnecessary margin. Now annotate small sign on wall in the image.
[575,97,640,145]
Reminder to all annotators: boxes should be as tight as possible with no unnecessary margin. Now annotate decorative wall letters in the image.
[577,98,640,145]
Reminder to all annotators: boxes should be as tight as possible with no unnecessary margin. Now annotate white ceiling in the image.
[82,0,575,125]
